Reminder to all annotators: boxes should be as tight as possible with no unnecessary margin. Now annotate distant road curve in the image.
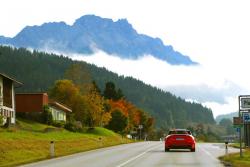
[20,141,239,167]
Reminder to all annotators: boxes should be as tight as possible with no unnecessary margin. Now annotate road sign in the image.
[130,131,137,134]
[138,125,143,129]
[243,113,250,122]
[241,97,250,109]
[233,117,243,125]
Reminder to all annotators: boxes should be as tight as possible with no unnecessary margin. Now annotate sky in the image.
[1,0,250,117]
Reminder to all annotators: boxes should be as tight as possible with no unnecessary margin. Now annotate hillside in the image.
[0,46,215,128]
[0,15,196,65]
[0,118,130,167]
[215,112,238,124]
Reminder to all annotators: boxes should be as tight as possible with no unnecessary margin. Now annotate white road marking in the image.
[116,144,162,167]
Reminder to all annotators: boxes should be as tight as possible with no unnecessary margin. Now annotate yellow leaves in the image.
[49,80,80,107]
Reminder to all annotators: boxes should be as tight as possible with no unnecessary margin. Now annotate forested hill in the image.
[0,46,215,128]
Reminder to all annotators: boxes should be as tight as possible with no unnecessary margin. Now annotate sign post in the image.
[138,125,143,140]
[239,96,243,158]
[238,95,250,158]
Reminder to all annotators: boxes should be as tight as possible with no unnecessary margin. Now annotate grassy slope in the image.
[220,143,250,167]
[219,149,250,167]
[0,119,132,167]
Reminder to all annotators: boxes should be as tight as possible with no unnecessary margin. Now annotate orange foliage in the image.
[109,99,130,117]
[108,99,148,130]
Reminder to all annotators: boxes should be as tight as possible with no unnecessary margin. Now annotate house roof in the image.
[49,101,72,113]
[0,73,23,86]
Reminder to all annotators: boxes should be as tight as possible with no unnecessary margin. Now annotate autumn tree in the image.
[85,83,111,127]
[107,98,154,135]
[49,79,87,123]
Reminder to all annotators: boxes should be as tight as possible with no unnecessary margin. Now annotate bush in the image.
[0,115,3,126]
[64,121,83,132]
[16,112,43,122]
[52,121,65,128]
[42,105,53,125]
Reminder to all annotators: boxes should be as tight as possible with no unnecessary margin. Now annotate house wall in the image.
[50,106,66,121]
[0,76,3,106]
[11,83,15,124]
[0,76,15,124]
[15,93,49,113]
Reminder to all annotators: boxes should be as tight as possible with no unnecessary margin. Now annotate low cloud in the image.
[45,49,248,118]
[165,81,244,104]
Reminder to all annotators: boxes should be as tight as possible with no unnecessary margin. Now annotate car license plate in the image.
[176,138,184,140]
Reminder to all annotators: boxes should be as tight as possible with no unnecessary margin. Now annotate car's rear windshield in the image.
[168,130,191,135]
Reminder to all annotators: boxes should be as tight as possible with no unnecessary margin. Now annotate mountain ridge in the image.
[0,15,197,65]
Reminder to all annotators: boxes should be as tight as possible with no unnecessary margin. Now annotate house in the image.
[48,101,72,121]
[15,93,72,122]
[0,73,22,125]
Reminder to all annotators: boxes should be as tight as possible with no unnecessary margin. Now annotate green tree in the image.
[116,88,124,100]
[103,82,124,101]
[104,82,117,100]
[106,109,128,133]
[219,118,234,135]
[64,63,92,94]
[42,105,53,125]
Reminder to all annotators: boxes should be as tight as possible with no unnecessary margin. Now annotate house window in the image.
[3,78,12,108]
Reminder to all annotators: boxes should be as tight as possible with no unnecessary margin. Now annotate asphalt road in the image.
[20,141,239,167]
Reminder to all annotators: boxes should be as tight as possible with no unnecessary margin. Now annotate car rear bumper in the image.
[165,143,195,149]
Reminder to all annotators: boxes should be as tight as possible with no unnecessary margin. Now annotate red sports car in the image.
[165,129,195,152]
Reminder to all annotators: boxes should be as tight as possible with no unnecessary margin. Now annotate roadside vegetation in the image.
[0,119,132,167]
[219,149,250,167]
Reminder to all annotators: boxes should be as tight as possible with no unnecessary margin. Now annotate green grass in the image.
[219,148,250,167]
[0,119,132,167]
[229,142,246,149]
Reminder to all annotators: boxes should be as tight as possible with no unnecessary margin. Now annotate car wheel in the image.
[165,148,169,152]
[191,148,195,152]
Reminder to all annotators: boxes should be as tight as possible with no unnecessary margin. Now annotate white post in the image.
[50,141,55,158]
[225,141,228,155]
[99,137,102,147]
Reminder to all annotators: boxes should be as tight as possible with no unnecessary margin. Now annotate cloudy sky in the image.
[1,0,250,117]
